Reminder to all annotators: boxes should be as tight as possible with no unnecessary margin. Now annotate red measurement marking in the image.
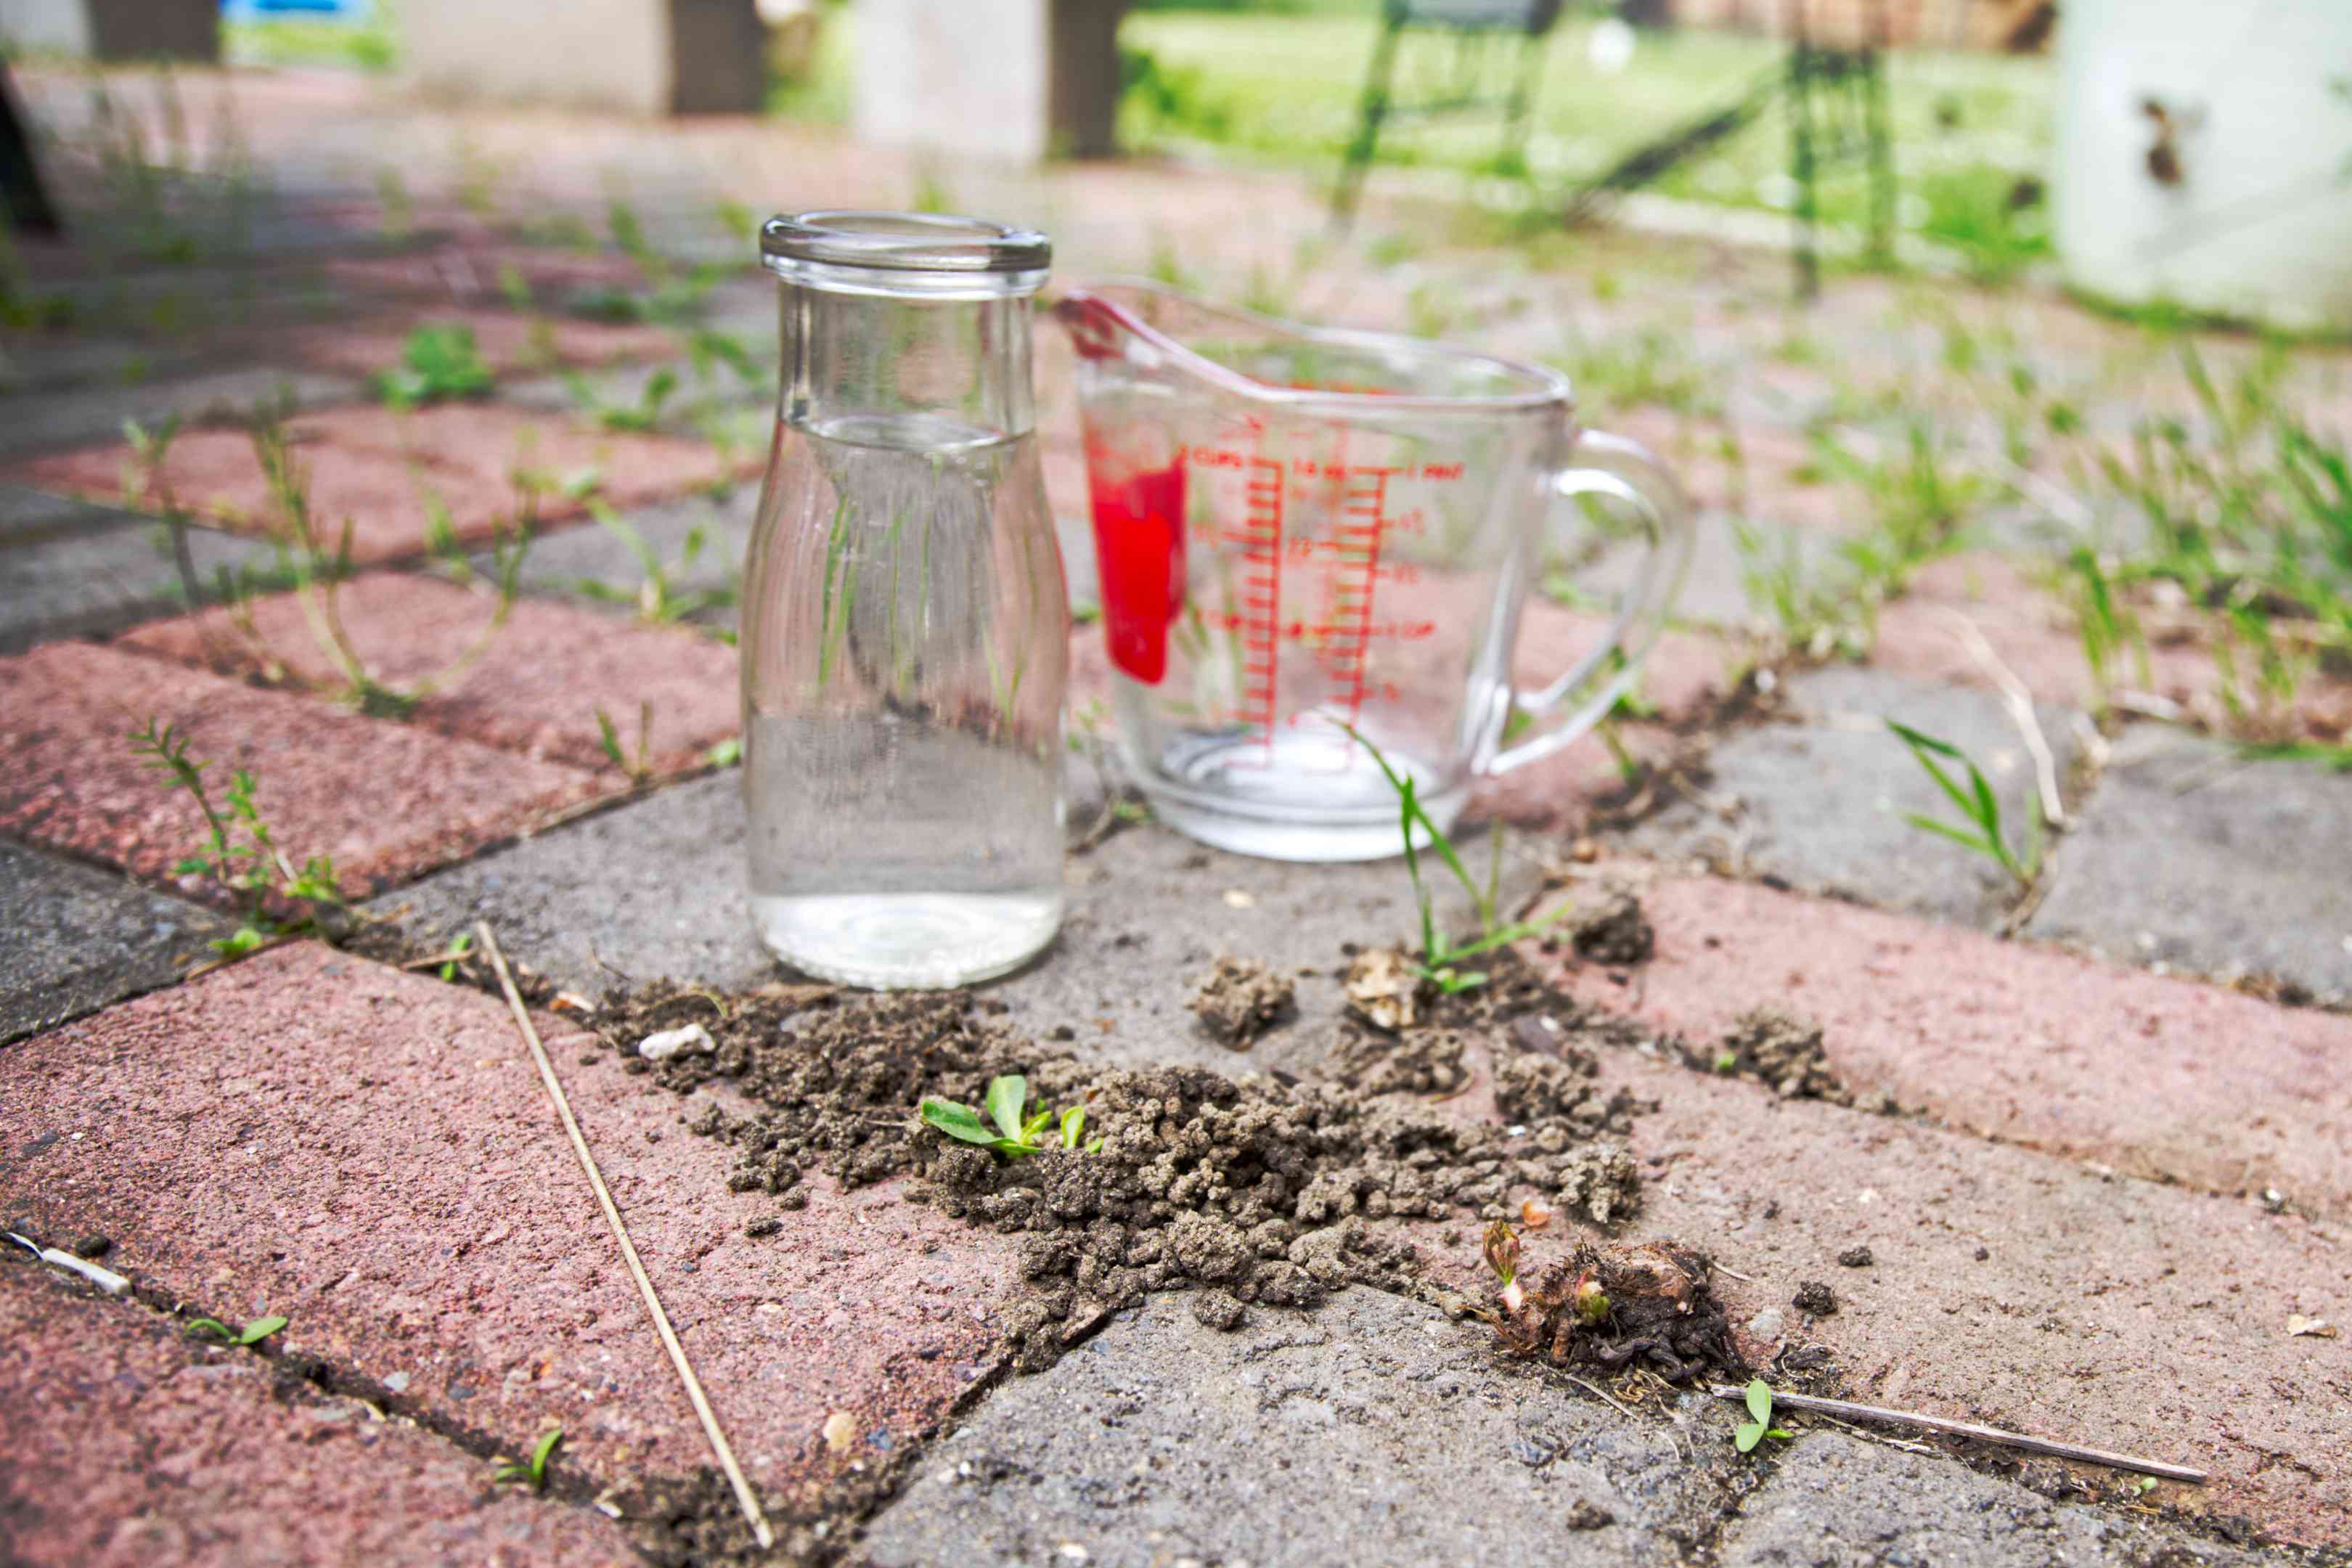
[1088,455,1187,685]
[1318,468,1392,730]
[1232,458,1286,766]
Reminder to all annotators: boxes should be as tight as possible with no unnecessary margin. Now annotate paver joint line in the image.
[475,920,777,1552]
[1704,1384,2209,1483]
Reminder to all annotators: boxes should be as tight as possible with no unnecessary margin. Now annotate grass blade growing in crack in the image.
[1885,719,2037,889]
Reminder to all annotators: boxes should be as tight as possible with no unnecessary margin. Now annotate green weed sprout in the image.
[493,1429,563,1493]
[187,1312,287,1348]
[920,1075,1102,1160]
[595,701,656,786]
[1342,723,1568,995]
[563,363,678,433]
[572,498,733,624]
[1733,1377,1793,1453]
[1885,719,2038,890]
[131,719,346,956]
[374,323,495,410]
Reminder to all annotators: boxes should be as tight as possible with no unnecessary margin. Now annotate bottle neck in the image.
[779,282,1036,441]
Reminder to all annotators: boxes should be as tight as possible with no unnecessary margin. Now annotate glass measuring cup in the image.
[1059,281,1693,862]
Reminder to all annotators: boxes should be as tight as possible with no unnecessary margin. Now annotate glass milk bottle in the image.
[740,212,1068,987]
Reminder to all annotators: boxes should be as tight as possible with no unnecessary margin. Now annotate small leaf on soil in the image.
[240,1315,287,1345]
[1744,1377,1773,1424]
[919,1098,998,1146]
[1735,1421,1763,1453]
[984,1075,1029,1140]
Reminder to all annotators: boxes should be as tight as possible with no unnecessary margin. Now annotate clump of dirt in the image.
[1687,1009,1898,1113]
[1330,1024,1471,1095]
[597,975,1646,1373]
[1569,890,1654,967]
[1792,1281,1837,1317]
[1188,955,1295,1048]
[1490,1236,1743,1384]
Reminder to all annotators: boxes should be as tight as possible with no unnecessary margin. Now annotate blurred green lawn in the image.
[1115,8,2054,274]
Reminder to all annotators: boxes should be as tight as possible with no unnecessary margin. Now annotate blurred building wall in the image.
[0,0,218,60]
[403,0,764,116]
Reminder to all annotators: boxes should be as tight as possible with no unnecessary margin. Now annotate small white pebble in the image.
[1058,1545,1090,1562]
[638,1024,714,1061]
[1221,889,1256,910]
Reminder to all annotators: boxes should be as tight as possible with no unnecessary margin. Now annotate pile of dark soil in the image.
[597,974,1646,1371]
[1567,890,1655,967]
[1490,1235,1744,1384]
[1686,1008,1897,1112]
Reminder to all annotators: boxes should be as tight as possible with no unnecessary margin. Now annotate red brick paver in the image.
[120,573,740,774]
[1548,870,2352,1218]
[0,944,1028,1513]
[1418,1044,2352,1547]
[4,404,731,566]
[0,642,600,897]
[0,1261,634,1568]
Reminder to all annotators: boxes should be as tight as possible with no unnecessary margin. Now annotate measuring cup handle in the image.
[1488,428,1696,776]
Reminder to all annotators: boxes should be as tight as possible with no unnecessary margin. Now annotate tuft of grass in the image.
[571,499,734,625]
[920,1075,1102,1159]
[131,719,346,957]
[493,1429,563,1494]
[1342,724,1568,994]
[373,324,495,410]
[595,701,656,787]
[564,200,730,327]
[186,1312,287,1348]
[1885,719,2039,891]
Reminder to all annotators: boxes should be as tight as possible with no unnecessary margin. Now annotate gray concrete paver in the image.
[1621,665,2081,929]
[2027,725,2352,1003]
[1718,1432,2268,1568]
[860,1286,1725,1568]
[0,838,228,1045]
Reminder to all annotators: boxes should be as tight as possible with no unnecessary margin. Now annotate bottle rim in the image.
[761,211,1050,291]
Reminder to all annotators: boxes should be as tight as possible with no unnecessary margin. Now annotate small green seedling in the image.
[595,701,656,786]
[187,1312,287,1348]
[705,736,743,768]
[438,930,475,982]
[1733,1377,1793,1453]
[374,323,495,409]
[494,1429,563,1494]
[131,719,347,956]
[1342,724,1568,994]
[573,499,733,625]
[1885,720,2039,891]
[920,1075,1102,1159]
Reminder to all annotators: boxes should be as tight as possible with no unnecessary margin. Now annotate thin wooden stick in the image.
[476,922,776,1551]
[1707,1384,2206,1482]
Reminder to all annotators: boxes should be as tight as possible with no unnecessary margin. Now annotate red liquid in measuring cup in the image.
[1088,458,1187,685]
